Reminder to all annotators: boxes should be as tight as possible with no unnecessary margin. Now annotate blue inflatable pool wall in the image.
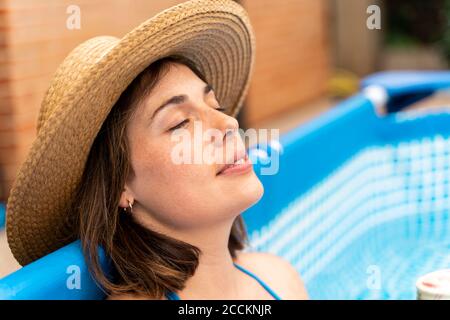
[0,203,5,230]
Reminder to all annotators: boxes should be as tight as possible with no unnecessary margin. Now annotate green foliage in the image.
[385,0,449,64]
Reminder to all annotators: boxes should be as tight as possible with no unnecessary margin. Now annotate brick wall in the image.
[242,0,330,126]
[0,0,185,201]
[0,0,329,201]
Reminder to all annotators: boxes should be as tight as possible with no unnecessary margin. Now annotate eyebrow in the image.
[149,84,214,121]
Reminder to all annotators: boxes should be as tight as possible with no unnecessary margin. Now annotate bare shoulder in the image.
[234,251,309,300]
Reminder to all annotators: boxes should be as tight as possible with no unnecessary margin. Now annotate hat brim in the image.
[6,0,255,266]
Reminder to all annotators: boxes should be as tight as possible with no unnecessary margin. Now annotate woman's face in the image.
[121,63,263,230]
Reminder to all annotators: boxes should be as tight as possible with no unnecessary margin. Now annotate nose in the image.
[207,107,239,146]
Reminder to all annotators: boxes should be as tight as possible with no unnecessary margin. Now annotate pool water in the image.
[247,136,450,300]
[307,214,450,299]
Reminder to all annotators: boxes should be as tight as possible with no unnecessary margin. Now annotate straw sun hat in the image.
[6,0,255,266]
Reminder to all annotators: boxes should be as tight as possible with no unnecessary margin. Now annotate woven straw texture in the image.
[6,0,255,266]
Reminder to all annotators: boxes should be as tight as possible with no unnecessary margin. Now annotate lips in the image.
[216,149,248,175]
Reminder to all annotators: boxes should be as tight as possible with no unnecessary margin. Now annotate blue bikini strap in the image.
[165,290,180,300]
[233,262,282,300]
[165,263,282,300]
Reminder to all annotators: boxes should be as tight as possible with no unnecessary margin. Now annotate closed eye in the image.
[169,119,189,131]
[168,106,226,131]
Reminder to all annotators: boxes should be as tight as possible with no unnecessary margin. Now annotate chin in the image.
[234,174,264,212]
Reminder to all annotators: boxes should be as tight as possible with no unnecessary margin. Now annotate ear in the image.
[119,185,133,209]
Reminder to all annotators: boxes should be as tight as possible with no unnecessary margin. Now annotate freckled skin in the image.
[119,63,264,232]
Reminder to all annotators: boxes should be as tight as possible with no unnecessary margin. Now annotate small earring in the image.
[122,200,133,213]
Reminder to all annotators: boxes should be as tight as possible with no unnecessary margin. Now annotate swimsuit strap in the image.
[165,290,180,300]
[233,262,282,300]
[165,262,282,300]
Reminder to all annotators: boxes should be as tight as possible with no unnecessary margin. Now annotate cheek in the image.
[134,146,196,188]
[131,144,213,211]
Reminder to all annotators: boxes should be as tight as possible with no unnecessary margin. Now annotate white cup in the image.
[416,269,450,300]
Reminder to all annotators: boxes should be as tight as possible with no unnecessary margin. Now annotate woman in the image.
[6,0,308,300]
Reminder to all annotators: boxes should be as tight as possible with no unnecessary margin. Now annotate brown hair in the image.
[67,55,249,299]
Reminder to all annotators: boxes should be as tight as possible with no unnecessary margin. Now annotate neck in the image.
[161,219,242,299]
